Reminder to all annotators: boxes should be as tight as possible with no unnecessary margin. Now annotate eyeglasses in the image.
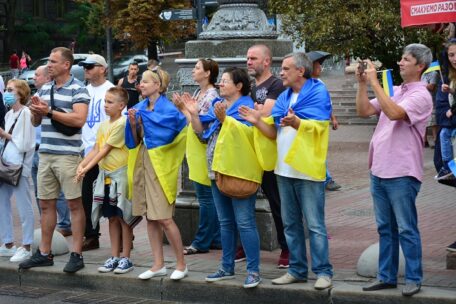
[219,79,233,85]
[5,88,14,92]
[83,64,101,70]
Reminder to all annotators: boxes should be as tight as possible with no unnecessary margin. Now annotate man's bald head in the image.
[34,65,51,90]
[247,44,273,79]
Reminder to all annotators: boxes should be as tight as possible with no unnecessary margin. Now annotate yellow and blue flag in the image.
[423,61,440,74]
[382,70,394,97]
[126,95,187,204]
[266,78,331,180]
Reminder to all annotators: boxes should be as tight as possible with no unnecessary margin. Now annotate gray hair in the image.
[37,65,49,77]
[283,52,313,79]
[403,43,433,72]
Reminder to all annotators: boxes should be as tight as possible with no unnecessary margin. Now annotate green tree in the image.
[270,0,442,76]
[81,0,196,58]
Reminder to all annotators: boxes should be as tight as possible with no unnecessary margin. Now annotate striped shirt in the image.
[37,76,90,155]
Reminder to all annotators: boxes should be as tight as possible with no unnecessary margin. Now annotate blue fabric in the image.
[440,127,456,163]
[211,181,260,274]
[125,95,187,149]
[370,174,422,284]
[200,95,254,140]
[271,78,331,127]
[191,181,221,251]
[277,175,333,279]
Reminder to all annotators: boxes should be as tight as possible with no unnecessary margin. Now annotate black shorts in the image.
[101,184,123,219]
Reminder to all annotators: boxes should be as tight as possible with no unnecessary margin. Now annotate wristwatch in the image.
[46,108,53,119]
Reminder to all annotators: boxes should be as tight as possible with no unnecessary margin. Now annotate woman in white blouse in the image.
[0,79,36,263]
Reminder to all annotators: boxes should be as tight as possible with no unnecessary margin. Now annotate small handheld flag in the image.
[382,70,394,97]
[423,61,440,74]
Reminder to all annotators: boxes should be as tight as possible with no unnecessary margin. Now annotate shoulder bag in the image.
[215,172,259,199]
[50,85,81,136]
[0,109,25,186]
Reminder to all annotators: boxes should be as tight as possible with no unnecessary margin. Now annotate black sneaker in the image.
[63,252,85,273]
[18,249,54,269]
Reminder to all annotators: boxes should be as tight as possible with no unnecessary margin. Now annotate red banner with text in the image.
[401,0,456,27]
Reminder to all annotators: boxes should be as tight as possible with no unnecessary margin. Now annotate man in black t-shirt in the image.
[236,44,289,268]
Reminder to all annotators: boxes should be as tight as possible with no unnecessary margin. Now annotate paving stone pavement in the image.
[4,124,456,293]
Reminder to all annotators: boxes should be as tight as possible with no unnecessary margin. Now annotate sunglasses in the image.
[83,64,101,70]
[152,69,162,85]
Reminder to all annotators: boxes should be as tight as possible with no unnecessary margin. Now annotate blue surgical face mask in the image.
[3,92,17,107]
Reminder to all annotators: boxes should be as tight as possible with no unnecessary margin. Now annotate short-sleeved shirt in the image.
[82,80,114,155]
[37,76,90,155]
[96,116,128,171]
[251,76,285,104]
[9,54,19,69]
[368,81,432,182]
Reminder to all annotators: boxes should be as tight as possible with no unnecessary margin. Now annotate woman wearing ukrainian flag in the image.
[125,68,188,281]
[182,67,263,288]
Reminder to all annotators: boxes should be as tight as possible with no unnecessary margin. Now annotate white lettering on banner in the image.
[410,1,456,16]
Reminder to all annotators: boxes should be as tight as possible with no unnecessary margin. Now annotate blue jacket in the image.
[435,80,456,128]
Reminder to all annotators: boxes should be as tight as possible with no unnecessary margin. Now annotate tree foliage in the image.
[270,0,443,72]
[81,0,196,50]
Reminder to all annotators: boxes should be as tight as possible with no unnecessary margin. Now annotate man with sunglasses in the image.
[77,54,115,251]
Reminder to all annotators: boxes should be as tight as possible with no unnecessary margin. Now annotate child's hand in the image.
[74,165,85,182]
[446,109,453,118]
[128,109,137,126]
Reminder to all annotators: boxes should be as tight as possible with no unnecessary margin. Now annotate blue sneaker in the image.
[205,269,235,282]
[243,272,261,288]
[114,257,134,274]
[98,257,120,273]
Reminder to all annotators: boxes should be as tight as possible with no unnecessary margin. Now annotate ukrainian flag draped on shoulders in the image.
[255,78,331,181]
[198,96,263,184]
[125,95,187,204]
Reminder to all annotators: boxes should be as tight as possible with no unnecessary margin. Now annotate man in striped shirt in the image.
[20,47,90,273]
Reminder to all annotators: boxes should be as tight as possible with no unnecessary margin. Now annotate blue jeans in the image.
[32,152,71,231]
[211,181,260,274]
[440,127,456,164]
[277,175,333,279]
[191,182,221,251]
[370,174,422,284]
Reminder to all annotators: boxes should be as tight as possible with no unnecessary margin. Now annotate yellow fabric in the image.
[186,127,211,186]
[212,116,262,184]
[253,116,277,171]
[96,117,129,172]
[284,119,329,181]
[127,126,187,204]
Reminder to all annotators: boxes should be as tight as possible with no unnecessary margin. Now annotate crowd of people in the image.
[0,39,452,297]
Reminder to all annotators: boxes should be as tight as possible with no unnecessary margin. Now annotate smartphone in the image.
[359,61,368,74]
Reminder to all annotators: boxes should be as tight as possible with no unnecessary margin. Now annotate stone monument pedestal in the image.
[175,195,278,251]
[447,251,456,269]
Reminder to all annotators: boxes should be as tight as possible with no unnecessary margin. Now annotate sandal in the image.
[183,246,208,255]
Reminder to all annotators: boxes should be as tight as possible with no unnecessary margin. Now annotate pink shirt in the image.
[368,81,432,182]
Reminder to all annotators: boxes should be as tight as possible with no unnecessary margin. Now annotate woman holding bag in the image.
[0,79,36,262]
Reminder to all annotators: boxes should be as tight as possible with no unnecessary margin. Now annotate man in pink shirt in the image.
[355,44,433,297]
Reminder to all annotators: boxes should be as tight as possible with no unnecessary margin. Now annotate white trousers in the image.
[0,176,34,245]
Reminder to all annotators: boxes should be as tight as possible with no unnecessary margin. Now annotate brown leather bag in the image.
[215,172,259,199]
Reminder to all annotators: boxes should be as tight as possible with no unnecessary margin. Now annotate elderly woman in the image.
[0,79,35,262]
[183,67,262,288]
[173,58,221,255]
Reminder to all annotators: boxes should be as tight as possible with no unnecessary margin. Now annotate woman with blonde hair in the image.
[126,68,188,280]
[0,79,36,262]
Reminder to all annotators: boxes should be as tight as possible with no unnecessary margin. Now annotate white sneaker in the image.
[314,276,332,290]
[9,247,31,262]
[0,244,17,257]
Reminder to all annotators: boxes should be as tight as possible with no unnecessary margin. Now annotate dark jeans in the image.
[82,165,99,239]
[261,171,288,250]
